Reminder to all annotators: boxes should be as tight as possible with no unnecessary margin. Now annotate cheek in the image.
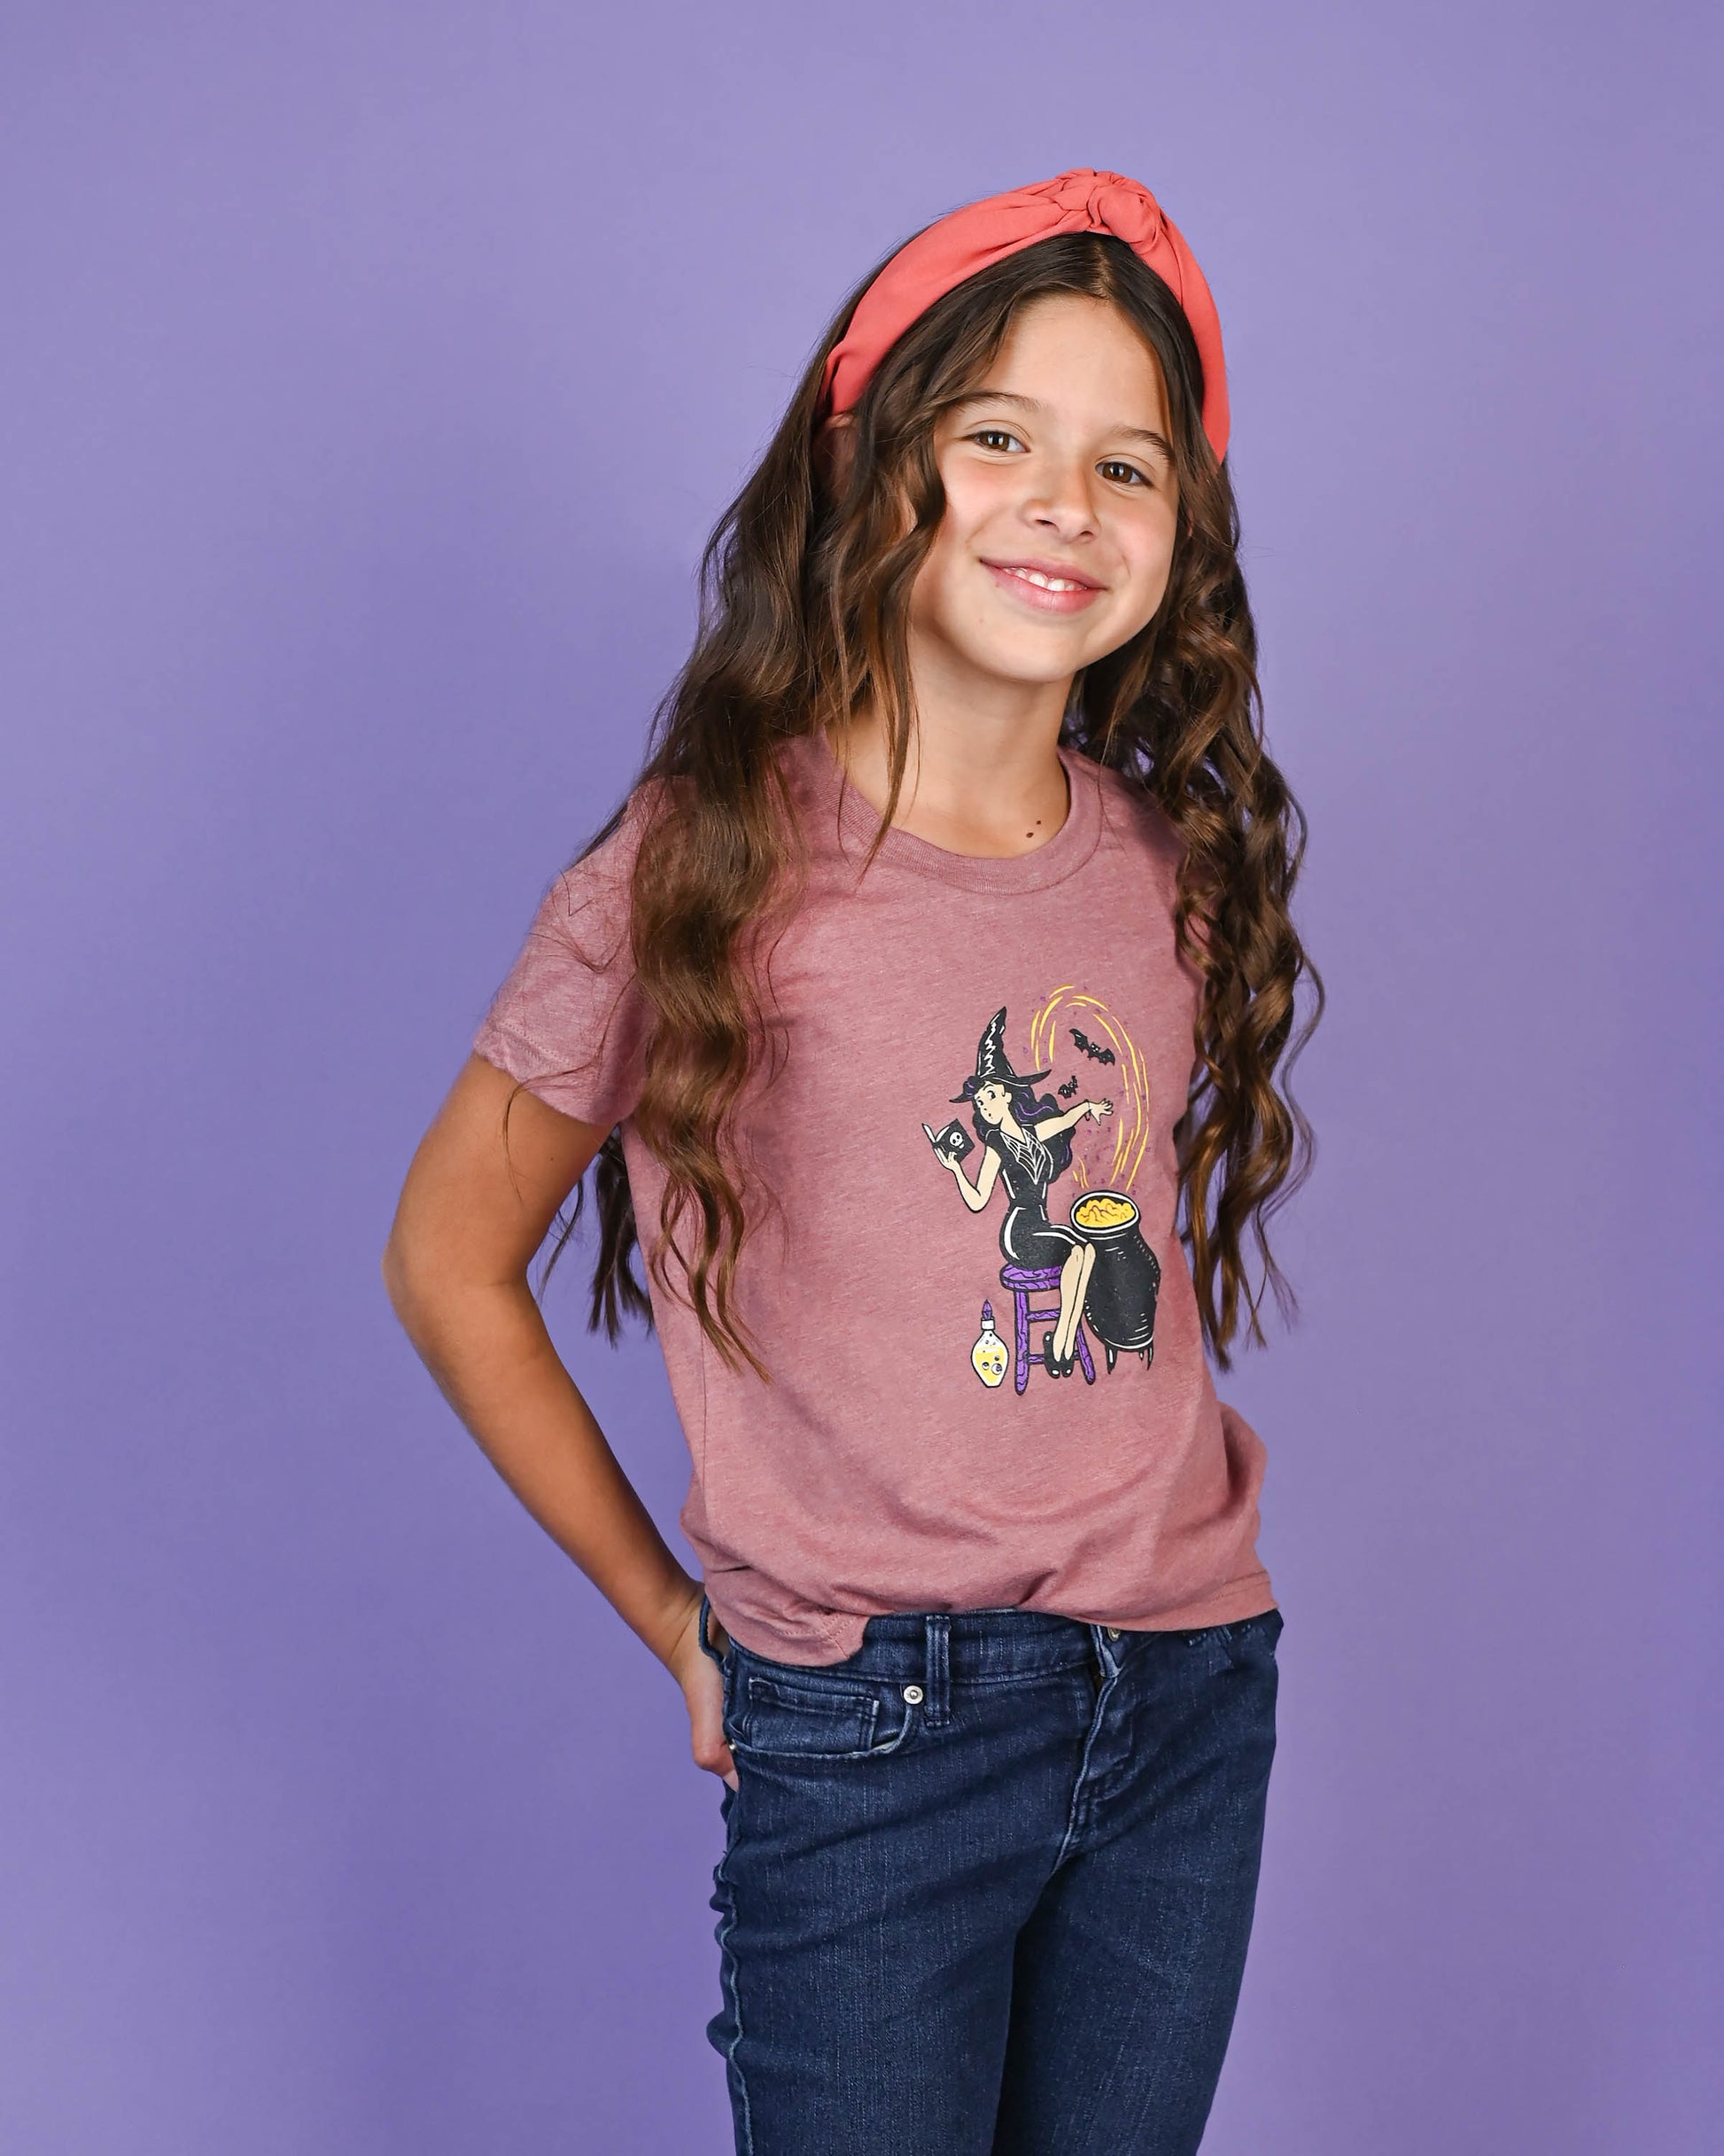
[926,461,1023,580]
[937,459,1013,531]
[915,470,1021,621]
[912,522,980,627]
[1116,502,1180,603]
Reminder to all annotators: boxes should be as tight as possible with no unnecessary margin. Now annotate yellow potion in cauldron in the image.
[971,1301,1009,1388]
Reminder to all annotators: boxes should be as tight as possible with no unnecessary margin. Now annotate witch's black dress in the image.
[988,1123,1083,1271]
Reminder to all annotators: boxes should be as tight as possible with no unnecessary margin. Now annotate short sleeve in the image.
[471,795,652,1130]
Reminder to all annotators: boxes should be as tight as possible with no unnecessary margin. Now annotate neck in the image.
[830,639,1076,860]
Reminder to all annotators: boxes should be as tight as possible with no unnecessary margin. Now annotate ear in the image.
[814,409,857,495]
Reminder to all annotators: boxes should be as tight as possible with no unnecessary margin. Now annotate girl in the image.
[384,167,1321,2156]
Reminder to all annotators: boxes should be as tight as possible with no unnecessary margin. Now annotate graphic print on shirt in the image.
[923,995,1163,1395]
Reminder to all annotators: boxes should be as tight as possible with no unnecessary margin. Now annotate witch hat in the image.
[951,1007,1052,1101]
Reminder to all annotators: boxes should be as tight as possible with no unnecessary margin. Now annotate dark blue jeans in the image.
[696,1595,1282,2155]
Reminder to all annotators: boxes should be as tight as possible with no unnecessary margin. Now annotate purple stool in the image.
[998,1265,1097,1393]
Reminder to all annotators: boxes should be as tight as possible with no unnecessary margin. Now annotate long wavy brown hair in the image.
[507,228,1323,1376]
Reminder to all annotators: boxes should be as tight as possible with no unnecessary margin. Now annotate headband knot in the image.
[1030,168,1164,252]
[819,166,1228,462]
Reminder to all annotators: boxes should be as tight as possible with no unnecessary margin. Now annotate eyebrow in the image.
[947,389,1172,457]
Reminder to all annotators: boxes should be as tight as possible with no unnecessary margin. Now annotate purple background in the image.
[4,4,1718,2149]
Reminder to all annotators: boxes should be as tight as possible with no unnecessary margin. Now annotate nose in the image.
[1021,455,1098,541]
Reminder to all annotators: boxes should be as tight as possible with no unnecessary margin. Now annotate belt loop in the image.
[923,1614,951,1725]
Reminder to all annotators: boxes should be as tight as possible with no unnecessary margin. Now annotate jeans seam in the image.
[712,1806,754,2154]
[1052,1639,1122,1871]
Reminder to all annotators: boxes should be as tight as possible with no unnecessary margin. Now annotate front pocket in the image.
[1218,1607,1285,1669]
[729,1670,913,1760]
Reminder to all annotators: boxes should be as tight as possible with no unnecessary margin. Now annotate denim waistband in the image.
[701,1594,1140,1714]
[850,1607,1106,1683]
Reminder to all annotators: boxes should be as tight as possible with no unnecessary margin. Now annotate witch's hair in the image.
[963,1080,1078,1183]
[506,227,1323,1375]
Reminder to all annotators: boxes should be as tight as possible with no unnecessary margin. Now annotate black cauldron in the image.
[1068,1189,1161,1371]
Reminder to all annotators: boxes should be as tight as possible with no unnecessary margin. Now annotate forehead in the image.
[967,292,1169,433]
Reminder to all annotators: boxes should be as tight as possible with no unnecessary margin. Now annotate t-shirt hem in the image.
[708,1570,1277,1668]
[1113,1572,1278,1635]
[709,1599,861,1665]
[471,1017,627,1130]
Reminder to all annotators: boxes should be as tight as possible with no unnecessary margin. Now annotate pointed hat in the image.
[951,1007,1052,1101]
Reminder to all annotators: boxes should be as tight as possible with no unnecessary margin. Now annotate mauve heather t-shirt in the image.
[472,733,1276,1664]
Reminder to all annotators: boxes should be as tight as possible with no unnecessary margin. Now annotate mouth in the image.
[980,557,1107,615]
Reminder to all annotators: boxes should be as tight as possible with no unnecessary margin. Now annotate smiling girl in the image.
[384,169,1321,2155]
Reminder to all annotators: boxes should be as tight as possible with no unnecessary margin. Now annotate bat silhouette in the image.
[1058,1075,1079,1099]
[1070,1027,1116,1067]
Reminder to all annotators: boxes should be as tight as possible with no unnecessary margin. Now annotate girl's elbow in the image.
[381,1233,423,1321]
[381,1228,449,1328]
[383,1225,527,1329]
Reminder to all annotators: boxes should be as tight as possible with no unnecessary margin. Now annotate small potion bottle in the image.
[971,1300,1009,1388]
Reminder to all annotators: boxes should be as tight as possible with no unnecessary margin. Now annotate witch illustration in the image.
[928,1007,1114,1380]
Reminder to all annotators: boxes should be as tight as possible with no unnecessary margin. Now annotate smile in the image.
[982,559,1107,614]
[1001,566,1088,591]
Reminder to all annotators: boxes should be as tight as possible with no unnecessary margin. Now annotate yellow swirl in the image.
[1025,987,1151,1196]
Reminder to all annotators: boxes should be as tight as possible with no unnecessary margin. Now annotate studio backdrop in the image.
[2,4,1718,2152]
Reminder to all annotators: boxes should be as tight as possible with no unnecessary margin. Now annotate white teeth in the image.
[1007,566,1084,592]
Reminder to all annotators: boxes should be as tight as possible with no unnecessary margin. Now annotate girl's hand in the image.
[1085,1098,1114,1123]
[660,1585,739,1792]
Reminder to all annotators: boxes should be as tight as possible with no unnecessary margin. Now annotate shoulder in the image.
[545,770,680,924]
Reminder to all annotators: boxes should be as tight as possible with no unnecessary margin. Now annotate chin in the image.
[960,632,1096,685]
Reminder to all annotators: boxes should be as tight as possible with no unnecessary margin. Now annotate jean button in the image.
[1106,1627,1122,1638]
[903,1684,924,1704]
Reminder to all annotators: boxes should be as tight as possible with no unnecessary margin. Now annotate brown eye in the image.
[1099,459,1149,486]
[971,428,1026,453]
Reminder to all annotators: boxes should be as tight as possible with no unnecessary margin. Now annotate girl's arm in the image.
[381,1052,735,1790]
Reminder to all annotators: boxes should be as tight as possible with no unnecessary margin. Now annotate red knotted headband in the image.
[819,167,1230,463]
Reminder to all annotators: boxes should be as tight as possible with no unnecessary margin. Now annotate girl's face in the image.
[908,293,1181,693]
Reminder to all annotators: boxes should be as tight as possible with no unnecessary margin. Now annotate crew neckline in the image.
[796,728,1103,894]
